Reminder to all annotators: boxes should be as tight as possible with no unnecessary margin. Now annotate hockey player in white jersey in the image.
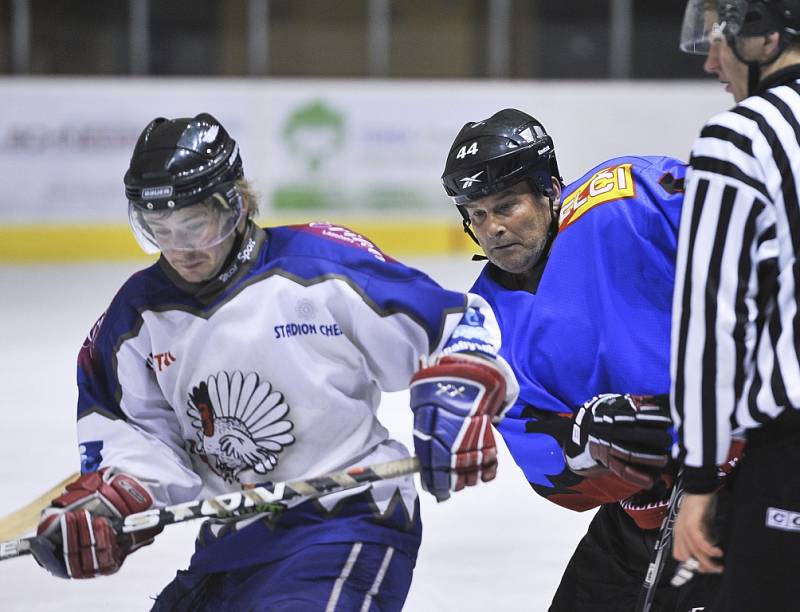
[30,113,518,611]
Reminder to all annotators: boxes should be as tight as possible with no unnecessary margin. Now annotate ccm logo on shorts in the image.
[765,507,800,532]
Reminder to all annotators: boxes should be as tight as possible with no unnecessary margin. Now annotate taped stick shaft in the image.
[636,476,684,612]
[1,456,420,562]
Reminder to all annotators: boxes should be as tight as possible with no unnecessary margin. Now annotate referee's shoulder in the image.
[725,78,800,132]
[700,101,759,138]
[695,82,799,154]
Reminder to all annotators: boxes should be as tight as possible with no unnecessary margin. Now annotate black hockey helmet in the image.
[680,1,800,92]
[125,113,246,254]
[442,108,563,245]
[442,108,561,204]
[124,112,243,210]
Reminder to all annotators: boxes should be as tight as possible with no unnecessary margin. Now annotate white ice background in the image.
[0,257,594,611]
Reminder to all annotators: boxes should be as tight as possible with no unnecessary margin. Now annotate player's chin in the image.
[490,246,534,275]
[173,260,215,282]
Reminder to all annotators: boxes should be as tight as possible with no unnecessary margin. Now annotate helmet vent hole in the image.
[496,154,522,182]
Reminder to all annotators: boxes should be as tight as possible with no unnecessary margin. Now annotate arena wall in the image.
[0,79,728,261]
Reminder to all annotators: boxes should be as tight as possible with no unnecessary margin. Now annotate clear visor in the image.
[680,0,724,55]
[129,189,244,255]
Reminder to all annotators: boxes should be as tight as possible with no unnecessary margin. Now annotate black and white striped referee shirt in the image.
[671,65,800,494]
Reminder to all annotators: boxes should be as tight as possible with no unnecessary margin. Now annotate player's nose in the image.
[486,214,505,237]
[703,50,720,76]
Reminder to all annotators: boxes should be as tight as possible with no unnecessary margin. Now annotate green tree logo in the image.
[282,100,345,174]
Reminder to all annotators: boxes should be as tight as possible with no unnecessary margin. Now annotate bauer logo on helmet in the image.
[141,186,174,199]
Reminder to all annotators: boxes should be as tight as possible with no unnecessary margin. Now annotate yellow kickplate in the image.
[0,220,476,262]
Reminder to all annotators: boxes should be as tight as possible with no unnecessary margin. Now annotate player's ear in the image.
[550,177,562,208]
[762,31,782,59]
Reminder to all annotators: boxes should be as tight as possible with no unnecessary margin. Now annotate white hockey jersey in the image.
[76,222,514,571]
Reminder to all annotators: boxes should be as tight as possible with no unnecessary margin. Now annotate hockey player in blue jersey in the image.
[441,108,728,611]
[29,112,519,611]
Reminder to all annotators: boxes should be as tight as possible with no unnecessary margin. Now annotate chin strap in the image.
[538,196,560,263]
[546,195,560,239]
[729,32,792,96]
[460,215,481,246]
[747,63,761,96]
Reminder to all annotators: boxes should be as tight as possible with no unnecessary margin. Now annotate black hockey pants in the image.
[709,416,800,612]
[549,501,721,612]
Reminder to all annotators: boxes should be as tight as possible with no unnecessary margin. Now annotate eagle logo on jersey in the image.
[186,370,295,483]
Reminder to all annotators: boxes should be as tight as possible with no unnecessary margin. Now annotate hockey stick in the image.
[635,474,684,612]
[0,473,80,541]
[0,456,420,563]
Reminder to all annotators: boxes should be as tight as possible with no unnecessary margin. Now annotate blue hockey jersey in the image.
[471,156,685,516]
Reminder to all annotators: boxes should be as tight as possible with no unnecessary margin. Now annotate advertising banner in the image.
[0,78,728,259]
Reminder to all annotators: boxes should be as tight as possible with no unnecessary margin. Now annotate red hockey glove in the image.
[410,354,509,502]
[718,437,745,479]
[620,439,745,531]
[32,468,160,579]
[563,393,672,490]
[620,473,675,530]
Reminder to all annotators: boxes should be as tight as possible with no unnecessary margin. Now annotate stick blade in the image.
[0,473,79,540]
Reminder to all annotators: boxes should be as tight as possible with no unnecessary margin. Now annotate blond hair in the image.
[236,178,261,220]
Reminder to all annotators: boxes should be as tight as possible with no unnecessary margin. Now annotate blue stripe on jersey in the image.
[77,262,191,421]
[262,224,467,350]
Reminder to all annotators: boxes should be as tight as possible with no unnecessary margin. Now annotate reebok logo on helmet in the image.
[459,171,484,188]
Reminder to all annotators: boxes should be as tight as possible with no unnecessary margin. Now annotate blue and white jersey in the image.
[470,156,684,517]
[76,221,515,572]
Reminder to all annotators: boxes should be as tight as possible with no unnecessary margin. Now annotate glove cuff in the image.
[682,466,720,494]
[565,446,600,472]
[564,404,598,471]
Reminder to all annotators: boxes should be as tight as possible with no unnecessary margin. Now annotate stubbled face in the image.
[463,180,560,275]
[160,234,237,283]
[147,204,238,283]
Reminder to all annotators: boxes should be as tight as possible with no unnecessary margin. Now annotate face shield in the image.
[680,0,726,54]
[128,186,245,255]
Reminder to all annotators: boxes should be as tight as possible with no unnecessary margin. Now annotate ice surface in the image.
[0,257,594,611]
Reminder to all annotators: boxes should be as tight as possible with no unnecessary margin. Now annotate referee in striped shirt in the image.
[672,1,800,608]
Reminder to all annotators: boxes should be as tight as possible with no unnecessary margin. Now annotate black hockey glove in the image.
[563,393,672,490]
